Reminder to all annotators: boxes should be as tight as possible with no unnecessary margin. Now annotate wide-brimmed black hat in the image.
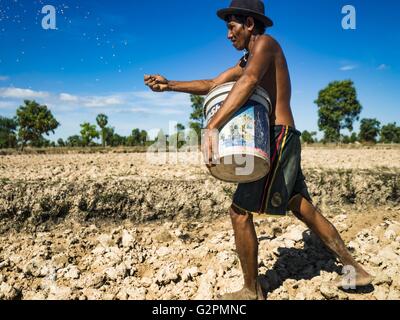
[217,0,273,27]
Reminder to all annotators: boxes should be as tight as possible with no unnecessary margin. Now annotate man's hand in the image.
[144,74,169,92]
[202,127,219,169]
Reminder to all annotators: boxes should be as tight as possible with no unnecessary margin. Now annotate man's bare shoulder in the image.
[254,34,280,53]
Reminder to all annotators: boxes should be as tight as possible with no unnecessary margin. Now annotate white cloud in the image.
[377,64,390,71]
[0,87,49,99]
[0,76,9,81]
[130,108,152,114]
[0,101,16,109]
[83,96,124,108]
[340,65,357,71]
[0,87,190,116]
[127,107,183,115]
[60,93,79,102]
[130,91,189,108]
[159,108,184,115]
[78,91,189,112]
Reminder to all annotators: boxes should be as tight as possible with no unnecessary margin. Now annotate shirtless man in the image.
[144,0,373,300]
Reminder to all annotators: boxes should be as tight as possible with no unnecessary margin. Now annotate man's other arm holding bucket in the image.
[204,37,274,163]
[206,37,273,131]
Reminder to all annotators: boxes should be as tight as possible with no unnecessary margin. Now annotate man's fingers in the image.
[144,75,155,83]
[201,131,216,168]
[145,81,156,89]
[201,139,207,162]
[202,135,209,165]
[145,75,160,81]
[211,132,219,167]
[145,75,165,92]
[149,79,159,86]
[144,75,160,83]
[144,75,167,94]
[208,136,213,165]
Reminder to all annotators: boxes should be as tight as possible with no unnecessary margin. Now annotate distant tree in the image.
[315,80,362,142]
[16,100,60,150]
[109,134,127,147]
[342,132,358,144]
[359,118,381,143]
[187,123,202,149]
[102,126,128,147]
[169,123,186,150]
[96,114,108,147]
[131,129,141,146]
[176,124,186,149]
[189,95,205,144]
[80,122,99,147]
[350,132,358,143]
[176,123,185,132]
[126,136,135,147]
[140,130,148,146]
[301,131,317,144]
[31,137,52,148]
[66,135,83,147]
[126,129,148,147]
[380,123,400,144]
[104,127,115,146]
[57,138,66,147]
[0,116,18,149]
[341,135,350,144]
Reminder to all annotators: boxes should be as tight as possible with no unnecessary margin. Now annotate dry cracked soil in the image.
[0,147,399,300]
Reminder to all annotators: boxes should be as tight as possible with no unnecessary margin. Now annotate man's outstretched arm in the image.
[144,62,243,96]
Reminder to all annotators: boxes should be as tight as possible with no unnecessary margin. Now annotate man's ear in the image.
[245,17,255,33]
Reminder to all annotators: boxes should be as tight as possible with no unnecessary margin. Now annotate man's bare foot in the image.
[335,267,375,289]
[218,279,266,300]
[218,288,258,301]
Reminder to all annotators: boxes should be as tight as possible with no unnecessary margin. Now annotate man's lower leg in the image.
[289,196,374,287]
[219,206,260,300]
[230,206,258,292]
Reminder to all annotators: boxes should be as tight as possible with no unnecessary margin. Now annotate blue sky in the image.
[0,0,399,141]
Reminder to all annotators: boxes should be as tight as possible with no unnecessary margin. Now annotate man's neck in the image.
[246,34,261,54]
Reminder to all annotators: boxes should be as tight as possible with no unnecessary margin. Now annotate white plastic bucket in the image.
[204,82,272,183]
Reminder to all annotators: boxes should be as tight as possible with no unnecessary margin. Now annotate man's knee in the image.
[288,194,303,212]
[288,194,319,225]
[230,205,253,225]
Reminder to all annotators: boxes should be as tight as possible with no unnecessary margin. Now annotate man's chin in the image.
[233,44,244,51]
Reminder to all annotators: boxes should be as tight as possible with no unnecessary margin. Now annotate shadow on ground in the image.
[257,231,375,297]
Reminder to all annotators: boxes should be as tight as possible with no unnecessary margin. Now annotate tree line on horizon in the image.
[0,100,150,150]
[0,97,204,150]
[301,80,400,144]
[0,80,399,150]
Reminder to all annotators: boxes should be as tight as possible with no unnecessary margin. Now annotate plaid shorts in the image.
[232,125,312,216]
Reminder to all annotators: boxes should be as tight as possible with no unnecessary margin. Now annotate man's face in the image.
[227,19,248,51]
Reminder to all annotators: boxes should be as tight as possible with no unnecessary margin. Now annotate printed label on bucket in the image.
[219,105,255,150]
